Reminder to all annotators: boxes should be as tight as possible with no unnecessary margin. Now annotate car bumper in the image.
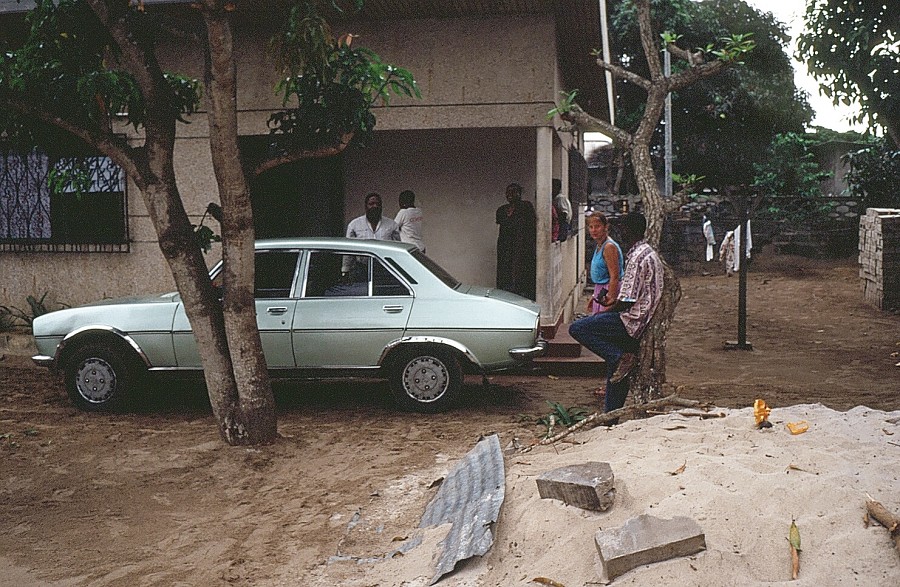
[508,339,547,362]
[32,355,55,369]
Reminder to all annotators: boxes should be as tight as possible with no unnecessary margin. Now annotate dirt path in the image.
[0,255,897,585]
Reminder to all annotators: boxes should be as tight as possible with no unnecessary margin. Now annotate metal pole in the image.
[737,195,748,346]
[664,48,672,199]
[726,190,753,350]
[599,0,615,127]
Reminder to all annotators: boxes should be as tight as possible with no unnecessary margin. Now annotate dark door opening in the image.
[241,136,345,239]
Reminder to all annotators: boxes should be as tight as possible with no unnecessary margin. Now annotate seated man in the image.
[569,212,663,413]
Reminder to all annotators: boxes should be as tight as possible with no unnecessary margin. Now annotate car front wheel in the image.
[64,343,141,412]
[389,346,462,413]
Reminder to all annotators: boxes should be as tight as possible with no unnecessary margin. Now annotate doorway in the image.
[241,136,345,239]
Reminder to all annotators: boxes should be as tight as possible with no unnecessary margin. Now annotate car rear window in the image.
[411,249,460,289]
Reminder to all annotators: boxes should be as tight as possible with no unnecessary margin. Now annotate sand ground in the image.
[1,255,898,586]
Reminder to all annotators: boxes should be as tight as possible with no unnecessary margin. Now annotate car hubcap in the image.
[402,356,449,403]
[75,358,116,403]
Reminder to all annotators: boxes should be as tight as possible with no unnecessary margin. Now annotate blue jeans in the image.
[569,312,639,412]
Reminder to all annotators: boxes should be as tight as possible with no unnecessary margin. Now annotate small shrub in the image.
[536,401,589,437]
[0,307,16,332]
[2,292,69,328]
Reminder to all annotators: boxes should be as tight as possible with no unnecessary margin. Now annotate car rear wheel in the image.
[64,342,141,412]
[389,346,462,413]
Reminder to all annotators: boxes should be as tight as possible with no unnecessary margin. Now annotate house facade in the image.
[0,1,611,332]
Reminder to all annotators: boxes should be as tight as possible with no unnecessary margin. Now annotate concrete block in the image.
[595,514,706,581]
[536,462,615,511]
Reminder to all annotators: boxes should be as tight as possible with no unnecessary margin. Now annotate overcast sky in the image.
[742,0,867,132]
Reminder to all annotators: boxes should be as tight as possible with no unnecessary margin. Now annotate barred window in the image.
[0,148,129,252]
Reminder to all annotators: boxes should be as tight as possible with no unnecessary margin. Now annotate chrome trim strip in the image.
[378,336,480,367]
[31,355,55,368]
[148,365,383,372]
[508,340,548,362]
[56,325,152,368]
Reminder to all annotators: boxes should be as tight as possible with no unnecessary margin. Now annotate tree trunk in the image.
[142,172,254,445]
[631,262,681,402]
[202,2,277,445]
[628,135,681,403]
[79,0,269,445]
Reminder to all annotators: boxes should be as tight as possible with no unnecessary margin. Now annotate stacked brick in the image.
[858,208,900,311]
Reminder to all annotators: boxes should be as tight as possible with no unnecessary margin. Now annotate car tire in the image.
[388,346,462,413]
[64,342,142,412]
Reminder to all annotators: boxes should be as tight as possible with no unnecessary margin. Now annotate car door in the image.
[292,250,413,368]
[254,249,301,368]
[172,249,300,368]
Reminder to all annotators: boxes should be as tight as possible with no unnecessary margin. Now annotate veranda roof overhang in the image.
[0,0,612,122]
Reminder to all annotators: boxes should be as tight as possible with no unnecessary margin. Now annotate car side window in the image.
[255,251,300,299]
[303,251,410,298]
[373,260,411,296]
[305,251,369,297]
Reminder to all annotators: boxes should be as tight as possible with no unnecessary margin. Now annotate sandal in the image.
[609,353,637,384]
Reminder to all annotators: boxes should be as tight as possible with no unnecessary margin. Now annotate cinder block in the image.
[536,462,615,511]
[595,514,706,581]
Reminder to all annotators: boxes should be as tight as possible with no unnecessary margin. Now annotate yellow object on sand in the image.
[754,399,772,426]
[786,421,809,435]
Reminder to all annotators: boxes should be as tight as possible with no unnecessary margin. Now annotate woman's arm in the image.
[601,242,621,306]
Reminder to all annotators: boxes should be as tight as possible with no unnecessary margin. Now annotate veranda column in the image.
[535,125,553,313]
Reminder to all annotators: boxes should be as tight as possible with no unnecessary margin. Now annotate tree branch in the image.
[86,0,175,131]
[561,104,631,148]
[252,132,355,177]
[666,42,705,67]
[596,58,650,90]
[522,395,702,451]
[5,98,146,189]
[669,60,729,92]
[636,0,663,79]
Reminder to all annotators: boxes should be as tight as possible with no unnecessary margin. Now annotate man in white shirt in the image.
[345,192,400,241]
[394,189,425,252]
[343,192,400,276]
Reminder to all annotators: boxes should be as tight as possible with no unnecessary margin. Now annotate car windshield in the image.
[411,249,460,289]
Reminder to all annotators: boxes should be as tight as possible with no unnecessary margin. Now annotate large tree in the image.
[609,0,812,191]
[0,0,416,445]
[555,0,753,401]
[797,0,899,147]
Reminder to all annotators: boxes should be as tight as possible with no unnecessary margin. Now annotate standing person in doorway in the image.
[394,189,426,253]
[552,179,572,242]
[343,192,400,278]
[569,212,663,414]
[345,192,400,242]
[495,182,536,300]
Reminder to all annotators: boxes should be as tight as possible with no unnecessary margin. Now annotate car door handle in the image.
[266,307,288,316]
[382,305,404,314]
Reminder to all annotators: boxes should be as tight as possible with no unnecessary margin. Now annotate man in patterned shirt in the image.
[569,212,663,413]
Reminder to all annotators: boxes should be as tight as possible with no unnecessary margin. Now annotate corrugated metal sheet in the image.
[419,433,505,585]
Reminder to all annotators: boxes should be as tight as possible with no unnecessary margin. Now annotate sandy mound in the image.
[322,404,900,586]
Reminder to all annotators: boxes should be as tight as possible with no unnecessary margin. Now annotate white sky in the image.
[742,0,867,132]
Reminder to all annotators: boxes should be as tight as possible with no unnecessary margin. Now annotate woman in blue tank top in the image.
[586,212,624,314]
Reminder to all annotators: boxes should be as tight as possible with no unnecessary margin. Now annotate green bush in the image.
[0,292,68,328]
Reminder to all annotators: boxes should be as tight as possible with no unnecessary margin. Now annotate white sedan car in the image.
[32,238,546,412]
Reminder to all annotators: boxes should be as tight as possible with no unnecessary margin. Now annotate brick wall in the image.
[858,208,900,311]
